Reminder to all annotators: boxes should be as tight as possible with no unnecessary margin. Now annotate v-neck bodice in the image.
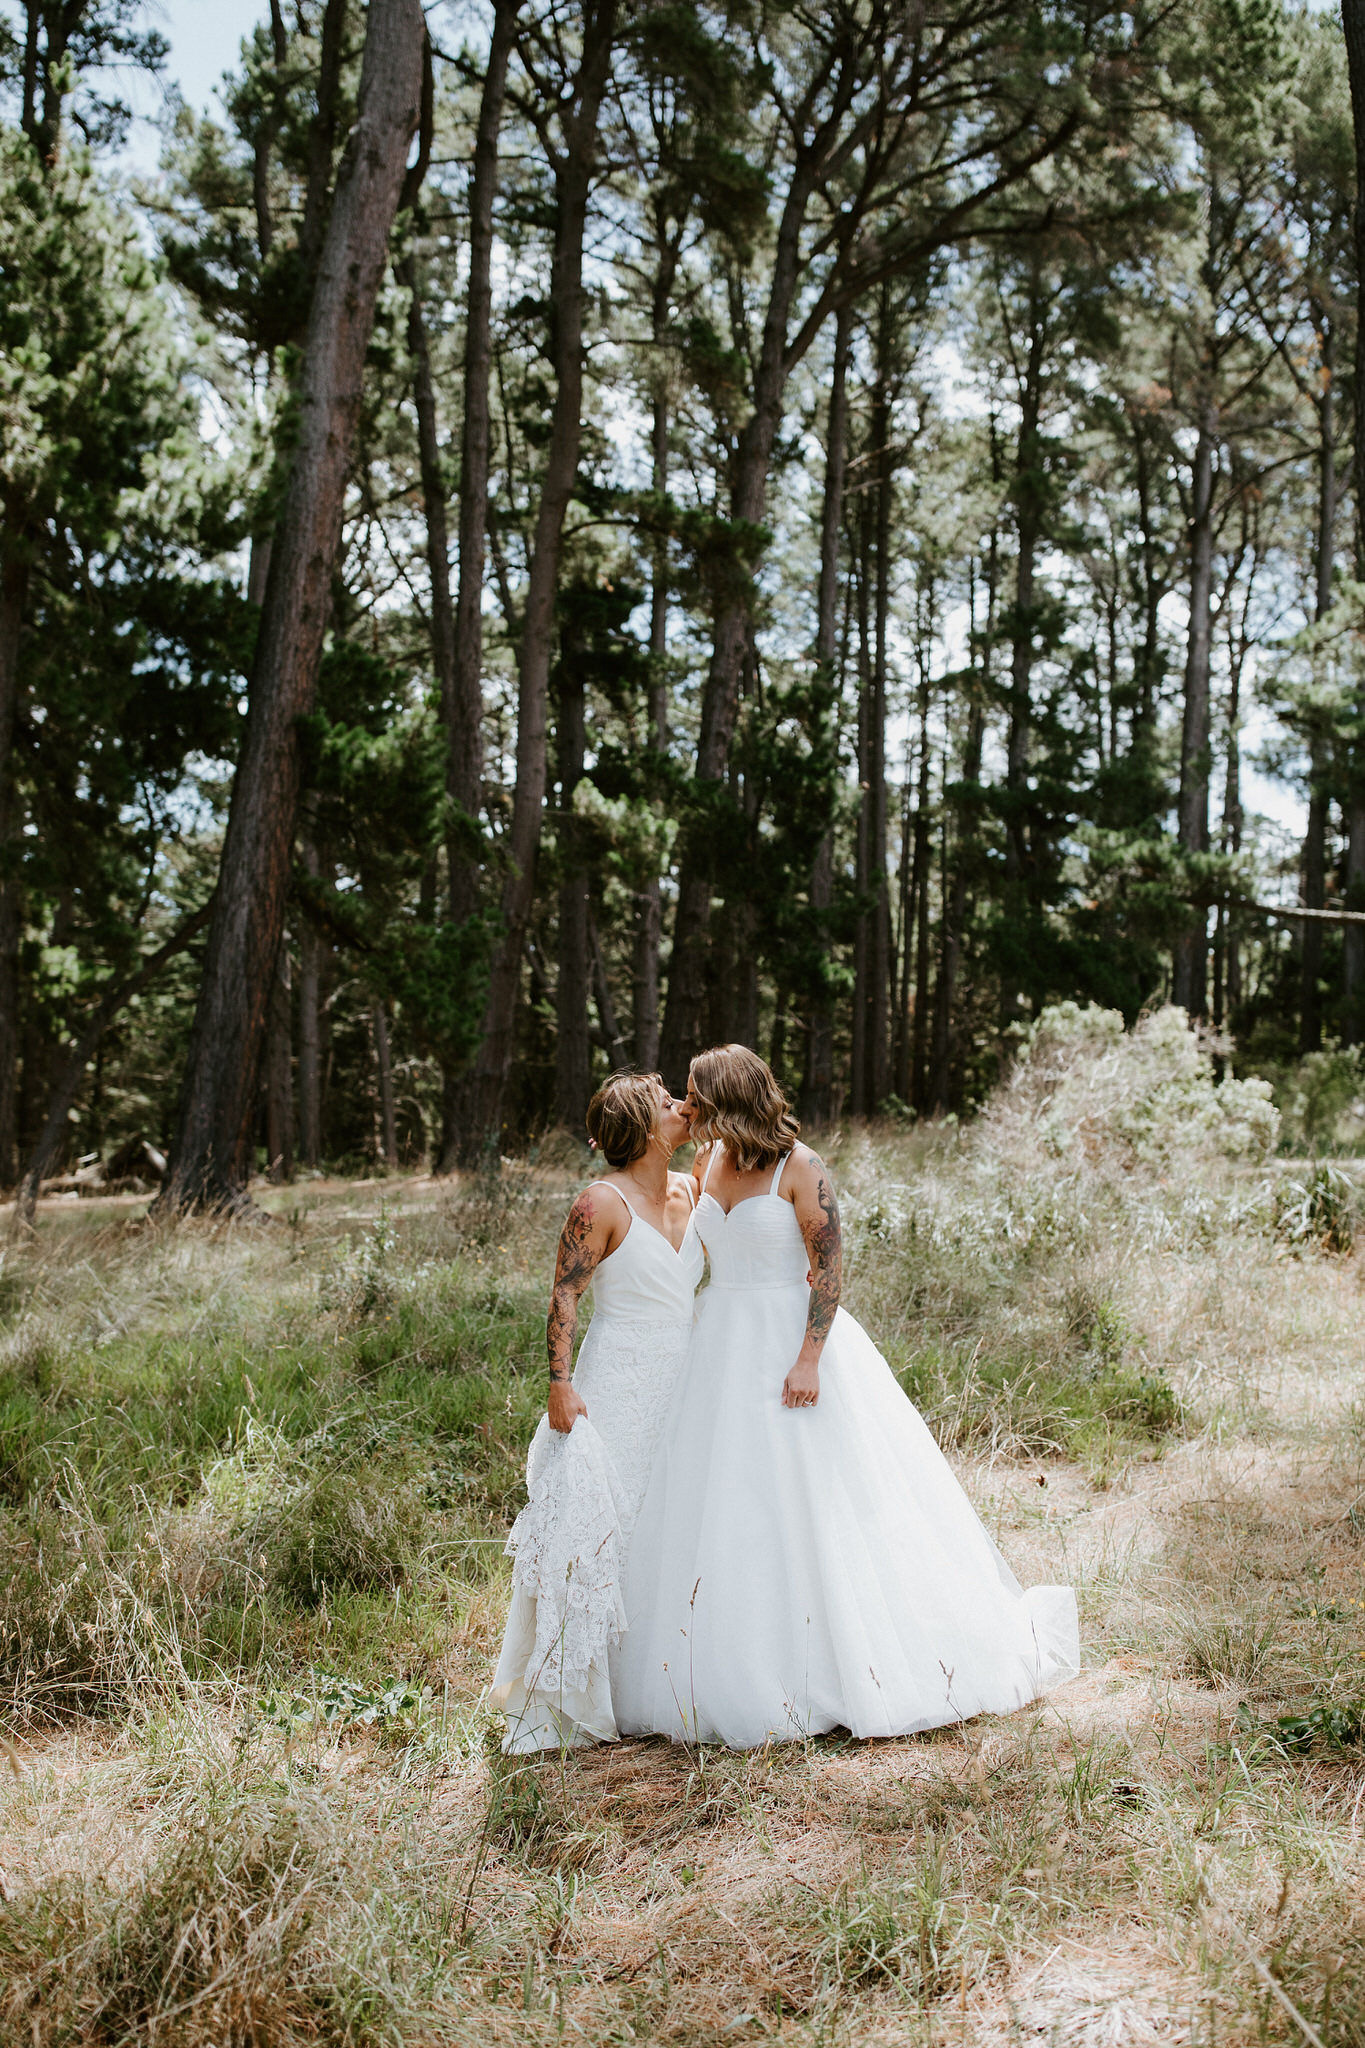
[592,1180,704,1324]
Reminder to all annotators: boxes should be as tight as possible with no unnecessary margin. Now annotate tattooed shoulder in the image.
[556,1187,602,1287]
[801,1149,840,1216]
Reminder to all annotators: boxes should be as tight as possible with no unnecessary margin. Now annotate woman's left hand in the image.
[782,1357,820,1409]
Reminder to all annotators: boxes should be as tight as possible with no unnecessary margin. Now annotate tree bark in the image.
[658,143,825,1075]
[850,503,873,1115]
[554,642,591,1126]
[1001,279,1046,1034]
[1338,0,1365,1036]
[866,341,893,1109]
[435,2,516,1165]
[1172,403,1217,1018]
[929,701,984,1116]
[458,0,617,1160]
[1301,333,1336,1052]
[447,0,515,932]
[372,1000,397,1167]
[155,0,424,1213]
[930,553,990,1117]
[801,303,852,1127]
[633,225,682,1072]
[0,542,27,1188]
[299,0,348,273]
[908,659,933,1112]
[265,939,294,1179]
[296,825,322,1167]
[589,911,630,1068]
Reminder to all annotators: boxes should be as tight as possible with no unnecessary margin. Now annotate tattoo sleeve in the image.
[800,1160,842,1349]
[547,1191,601,1379]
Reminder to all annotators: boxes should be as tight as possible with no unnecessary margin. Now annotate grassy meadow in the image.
[2,1009,1365,2046]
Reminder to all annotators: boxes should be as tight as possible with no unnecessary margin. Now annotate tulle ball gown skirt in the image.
[614,1286,1079,1749]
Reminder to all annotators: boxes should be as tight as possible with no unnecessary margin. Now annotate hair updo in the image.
[585,1071,663,1170]
[687,1044,799,1172]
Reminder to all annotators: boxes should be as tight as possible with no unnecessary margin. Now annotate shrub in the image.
[1276,1044,1365,1154]
[258,1463,427,1608]
[983,1002,1279,1174]
[1271,1161,1358,1255]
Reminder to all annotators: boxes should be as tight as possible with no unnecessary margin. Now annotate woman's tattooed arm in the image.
[781,1149,842,1410]
[546,1189,610,1433]
[547,1188,605,1380]
[795,1153,842,1353]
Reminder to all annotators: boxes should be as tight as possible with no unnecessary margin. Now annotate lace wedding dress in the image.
[614,1148,1080,1748]
[489,1179,703,1751]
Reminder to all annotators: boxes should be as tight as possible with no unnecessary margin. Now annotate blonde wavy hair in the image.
[688,1044,799,1172]
[586,1071,663,1169]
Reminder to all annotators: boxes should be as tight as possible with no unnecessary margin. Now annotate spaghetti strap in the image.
[599,1181,636,1218]
[676,1172,697,1212]
[700,1143,722,1193]
[769,1149,791,1196]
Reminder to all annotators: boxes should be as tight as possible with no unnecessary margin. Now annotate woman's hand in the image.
[548,1375,588,1434]
[782,1355,820,1409]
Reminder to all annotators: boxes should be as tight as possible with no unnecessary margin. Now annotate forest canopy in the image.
[3,0,1365,1208]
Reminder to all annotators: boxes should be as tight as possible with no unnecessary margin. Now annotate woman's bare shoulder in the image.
[784,1142,835,1195]
[562,1178,621,1232]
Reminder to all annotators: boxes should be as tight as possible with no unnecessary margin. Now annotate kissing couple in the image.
[490,1044,1078,1751]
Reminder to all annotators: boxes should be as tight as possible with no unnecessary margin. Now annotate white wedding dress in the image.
[489,1178,703,1751]
[614,1148,1079,1748]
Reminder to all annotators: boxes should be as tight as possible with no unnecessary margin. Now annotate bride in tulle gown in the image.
[614,1045,1079,1749]
[490,1073,702,1751]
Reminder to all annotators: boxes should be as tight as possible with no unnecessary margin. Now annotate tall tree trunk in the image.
[1005,303,1044,883]
[908,661,933,1112]
[1337,0,1365,1037]
[459,0,617,1159]
[893,753,915,1103]
[658,156,822,1074]
[1214,660,1242,1036]
[930,558,989,1117]
[800,303,851,1126]
[299,0,348,272]
[928,709,984,1114]
[589,910,630,1068]
[1172,403,1217,1018]
[1302,336,1336,1052]
[866,340,893,1109]
[155,0,424,1213]
[850,503,873,1115]
[554,644,591,1126]
[0,543,27,1188]
[435,0,517,1163]
[297,835,322,1171]
[1002,286,1045,1025]
[634,231,682,1072]
[372,1000,397,1167]
[1131,414,1165,749]
[265,940,294,1179]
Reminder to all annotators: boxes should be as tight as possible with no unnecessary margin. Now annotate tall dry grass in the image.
[1,1006,1364,2045]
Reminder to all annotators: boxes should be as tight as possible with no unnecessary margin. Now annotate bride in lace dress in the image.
[490,1072,703,1751]
[615,1045,1079,1748]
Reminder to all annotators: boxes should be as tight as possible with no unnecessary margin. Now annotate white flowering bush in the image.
[980,1003,1278,1175]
